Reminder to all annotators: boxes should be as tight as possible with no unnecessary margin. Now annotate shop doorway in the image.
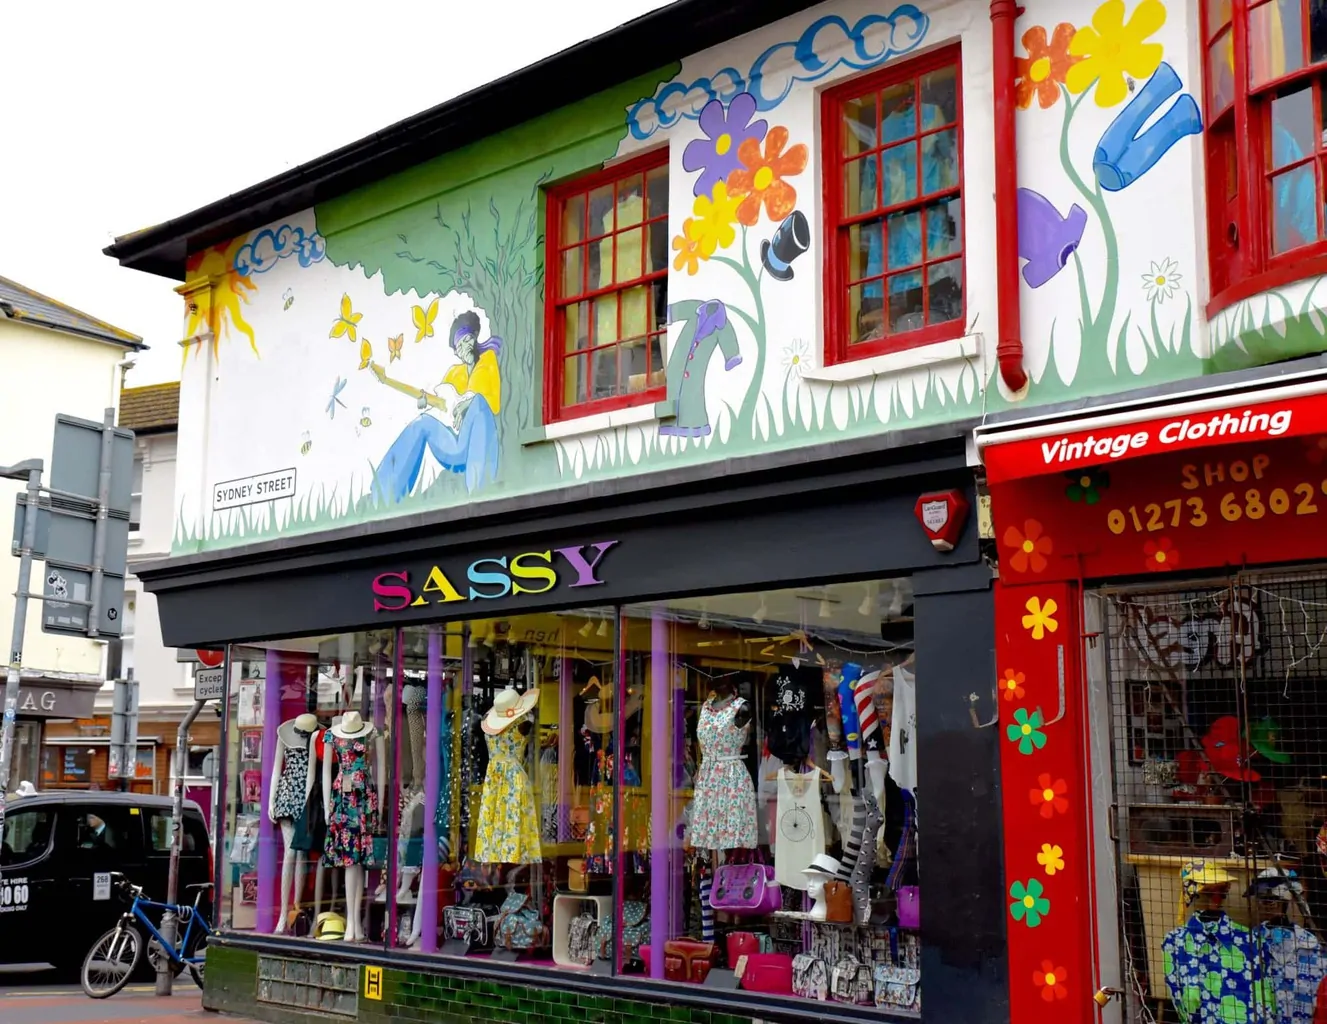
[1095,568,1327,1023]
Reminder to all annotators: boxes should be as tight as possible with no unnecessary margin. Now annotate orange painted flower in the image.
[1033,960,1068,1001]
[726,126,808,227]
[1015,23,1081,110]
[1030,773,1069,819]
[1001,668,1026,701]
[1037,843,1066,876]
[1003,519,1053,573]
[1143,537,1179,572]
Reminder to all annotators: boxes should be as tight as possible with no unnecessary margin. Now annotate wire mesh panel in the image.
[1100,569,1327,1023]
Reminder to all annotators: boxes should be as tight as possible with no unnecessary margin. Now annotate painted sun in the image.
[183,237,259,364]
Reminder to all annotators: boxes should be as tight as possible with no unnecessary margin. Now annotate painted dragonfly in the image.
[326,376,348,419]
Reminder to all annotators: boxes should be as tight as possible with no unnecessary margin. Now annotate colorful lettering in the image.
[554,541,619,587]
[467,556,512,600]
[510,551,557,595]
[415,565,466,606]
[372,571,413,612]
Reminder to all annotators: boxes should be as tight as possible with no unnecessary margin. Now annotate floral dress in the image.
[689,695,757,850]
[323,734,380,867]
[474,728,541,864]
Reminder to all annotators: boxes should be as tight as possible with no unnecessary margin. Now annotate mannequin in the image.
[322,711,386,942]
[1248,868,1322,1024]
[268,713,318,934]
[475,686,542,864]
[802,854,844,922]
[690,679,757,850]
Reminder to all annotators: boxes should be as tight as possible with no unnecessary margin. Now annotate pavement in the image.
[0,967,260,1024]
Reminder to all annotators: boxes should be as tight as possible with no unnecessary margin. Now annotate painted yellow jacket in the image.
[444,349,501,415]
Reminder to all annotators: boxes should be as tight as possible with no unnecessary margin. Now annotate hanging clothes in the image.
[1265,923,1324,1024]
[773,768,825,890]
[689,694,757,850]
[766,667,822,764]
[323,734,380,867]
[1162,913,1276,1024]
[433,709,454,862]
[888,663,917,794]
[584,744,649,874]
[539,741,559,842]
[272,726,312,821]
[474,727,541,864]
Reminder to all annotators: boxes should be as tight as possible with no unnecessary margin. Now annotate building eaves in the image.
[0,275,145,350]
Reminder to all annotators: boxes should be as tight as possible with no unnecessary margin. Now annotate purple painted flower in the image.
[683,93,767,199]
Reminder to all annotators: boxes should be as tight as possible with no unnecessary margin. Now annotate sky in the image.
[0,0,673,386]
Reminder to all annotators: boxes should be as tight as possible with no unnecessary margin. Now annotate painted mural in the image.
[171,0,1327,552]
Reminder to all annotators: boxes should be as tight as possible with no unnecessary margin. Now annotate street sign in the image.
[41,566,124,638]
[11,495,129,569]
[50,414,135,514]
[196,649,225,669]
[194,667,225,701]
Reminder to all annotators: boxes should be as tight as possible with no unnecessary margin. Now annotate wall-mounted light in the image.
[858,583,878,617]
[753,597,768,625]
[596,619,610,638]
[579,619,594,638]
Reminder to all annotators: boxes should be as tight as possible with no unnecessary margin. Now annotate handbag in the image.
[568,912,599,966]
[569,806,590,840]
[442,904,489,946]
[567,857,588,893]
[598,900,650,962]
[494,891,549,951]
[831,955,874,1005]
[663,939,716,983]
[874,930,921,1011]
[823,881,854,924]
[792,952,829,1000]
[897,885,920,930]
[710,863,781,915]
[726,931,760,965]
[739,952,794,994]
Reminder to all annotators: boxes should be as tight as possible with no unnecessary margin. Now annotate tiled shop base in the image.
[205,944,758,1024]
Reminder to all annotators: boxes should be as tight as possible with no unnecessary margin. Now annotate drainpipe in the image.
[991,0,1028,395]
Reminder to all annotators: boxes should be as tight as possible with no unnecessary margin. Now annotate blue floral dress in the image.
[323,734,380,867]
[1162,912,1276,1023]
[474,728,541,864]
[689,696,757,850]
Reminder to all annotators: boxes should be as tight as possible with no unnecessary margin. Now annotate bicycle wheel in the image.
[81,923,142,999]
[187,931,209,990]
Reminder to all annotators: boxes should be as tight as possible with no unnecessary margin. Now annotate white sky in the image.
[0,0,673,386]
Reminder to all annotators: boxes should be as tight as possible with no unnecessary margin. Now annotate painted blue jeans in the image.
[373,397,499,502]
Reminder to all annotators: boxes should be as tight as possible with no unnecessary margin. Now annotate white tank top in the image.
[774,768,826,890]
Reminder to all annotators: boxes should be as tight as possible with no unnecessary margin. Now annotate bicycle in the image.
[80,873,213,999]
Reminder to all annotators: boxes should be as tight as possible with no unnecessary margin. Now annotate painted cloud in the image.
[233,224,327,277]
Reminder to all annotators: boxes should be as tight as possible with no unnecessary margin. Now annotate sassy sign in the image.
[371,541,618,612]
[982,389,1327,484]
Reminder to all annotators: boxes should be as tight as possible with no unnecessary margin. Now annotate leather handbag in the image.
[710,863,781,915]
[726,931,760,965]
[897,885,920,931]
[823,881,854,923]
[569,806,591,840]
[831,955,874,1005]
[792,952,829,1000]
[567,857,588,893]
[663,939,716,983]
[739,952,794,995]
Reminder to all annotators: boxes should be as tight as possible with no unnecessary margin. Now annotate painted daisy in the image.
[1142,257,1182,304]
[781,338,811,375]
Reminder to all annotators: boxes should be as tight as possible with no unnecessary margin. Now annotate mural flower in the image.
[1144,537,1179,572]
[672,219,711,276]
[1022,597,1059,640]
[727,126,808,227]
[1010,878,1051,927]
[1003,519,1053,573]
[1030,773,1069,818]
[1007,708,1048,755]
[1001,668,1026,702]
[781,338,810,376]
[1142,257,1182,303]
[1037,843,1066,876]
[1065,467,1110,504]
[1034,961,1069,1001]
[1066,0,1166,108]
[692,182,742,255]
[329,293,363,343]
[683,93,768,200]
[1015,23,1081,110]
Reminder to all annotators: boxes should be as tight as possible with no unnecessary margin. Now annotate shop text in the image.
[213,468,298,511]
[372,541,619,612]
[1041,408,1293,468]
[1107,480,1326,535]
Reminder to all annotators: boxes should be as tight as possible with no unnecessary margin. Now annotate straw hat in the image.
[483,686,539,735]
[331,711,374,739]
[802,853,844,878]
[314,912,346,941]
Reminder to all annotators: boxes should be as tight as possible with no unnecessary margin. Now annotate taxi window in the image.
[74,810,124,850]
[1,808,54,866]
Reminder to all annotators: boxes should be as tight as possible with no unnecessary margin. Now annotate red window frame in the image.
[1202,0,1327,315]
[542,151,668,424]
[822,44,966,365]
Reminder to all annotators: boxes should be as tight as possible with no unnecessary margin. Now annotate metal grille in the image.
[1101,568,1327,1023]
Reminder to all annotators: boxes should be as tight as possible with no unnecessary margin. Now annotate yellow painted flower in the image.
[691,182,741,255]
[1022,597,1059,640]
[1037,843,1066,876]
[1066,0,1165,108]
[672,219,709,276]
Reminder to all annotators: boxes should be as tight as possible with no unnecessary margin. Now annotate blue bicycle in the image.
[80,872,213,998]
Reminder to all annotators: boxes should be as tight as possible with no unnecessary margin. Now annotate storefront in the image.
[979,374,1327,1024]
[139,439,1006,1024]
[4,677,100,793]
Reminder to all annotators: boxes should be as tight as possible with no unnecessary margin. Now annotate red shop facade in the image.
[979,378,1327,1024]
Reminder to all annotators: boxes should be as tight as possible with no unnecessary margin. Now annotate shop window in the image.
[129,455,143,533]
[59,746,94,785]
[1,808,54,867]
[543,153,669,422]
[146,809,205,853]
[822,46,965,363]
[217,580,921,1009]
[1202,1,1327,307]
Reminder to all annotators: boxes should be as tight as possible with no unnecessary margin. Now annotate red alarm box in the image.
[914,490,970,552]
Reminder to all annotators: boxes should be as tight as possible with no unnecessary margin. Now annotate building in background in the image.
[0,275,143,792]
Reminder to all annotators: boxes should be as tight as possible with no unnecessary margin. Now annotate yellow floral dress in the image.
[474,728,541,864]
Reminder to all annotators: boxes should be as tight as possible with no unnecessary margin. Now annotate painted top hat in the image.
[761,210,810,281]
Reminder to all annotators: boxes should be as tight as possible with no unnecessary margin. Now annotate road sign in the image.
[11,495,129,569]
[50,414,135,513]
[194,667,225,701]
[41,566,124,638]
[196,649,225,669]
